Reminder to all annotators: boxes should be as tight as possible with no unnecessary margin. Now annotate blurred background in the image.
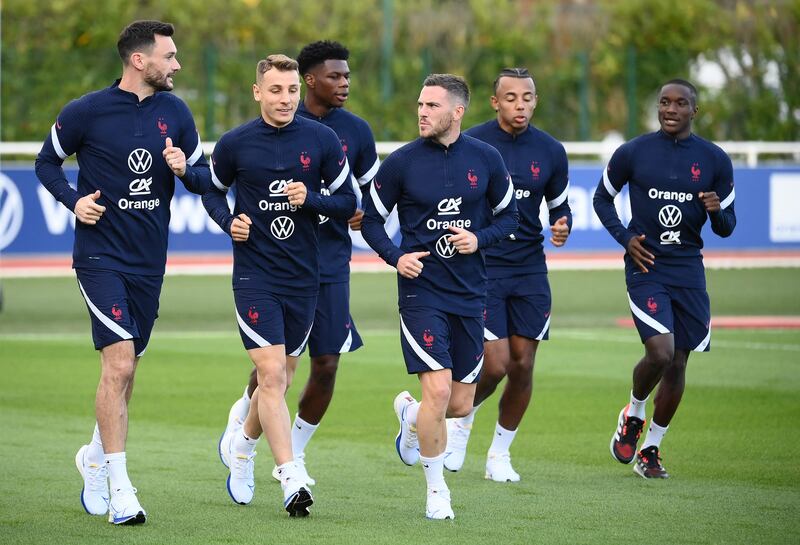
[2,0,799,143]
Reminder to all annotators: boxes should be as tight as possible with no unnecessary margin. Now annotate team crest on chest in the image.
[531,161,540,180]
[300,152,312,172]
[691,162,701,182]
[467,169,478,189]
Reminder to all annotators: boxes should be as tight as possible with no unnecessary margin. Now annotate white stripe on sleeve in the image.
[369,181,390,221]
[186,134,203,166]
[492,180,514,215]
[210,161,228,192]
[327,158,351,193]
[719,188,735,210]
[357,158,381,186]
[602,168,619,197]
[50,123,68,160]
[546,182,569,210]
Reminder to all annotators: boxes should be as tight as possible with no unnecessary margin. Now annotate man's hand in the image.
[285,182,307,207]
[230,213,252,242]
[397,251,430,279]
[626,234,655,273]
[163,137,186,177]
[550,216,570,247]
[448,226,478,254]
[74,190,106,225]
[348,208,364,230]
[699,191,720,213]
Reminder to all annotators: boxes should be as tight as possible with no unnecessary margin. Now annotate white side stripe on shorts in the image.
[339,330,354,353]
[77,281,133,341]
[535,315,551,341]
[484,328,499,341]
[627,293,670,334]
[693,327,711,352]
[289,323,314,357]
[235,310,270,348]
[459,354,484,384]
[400,316,443,371]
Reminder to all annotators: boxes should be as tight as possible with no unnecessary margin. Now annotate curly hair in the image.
[296,40,350,76]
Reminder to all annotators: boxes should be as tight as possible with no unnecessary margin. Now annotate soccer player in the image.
[217,41,379,486]
[361,74,518,519]
[593,79,736,478]
[34,20,211,525]
[203,54,356,516]
[443,68,571,481]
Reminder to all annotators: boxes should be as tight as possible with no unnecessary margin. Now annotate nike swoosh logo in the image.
[296,423,302,429]
[56,120,62,130]
[338,156,346,166]
[374,181,382,189]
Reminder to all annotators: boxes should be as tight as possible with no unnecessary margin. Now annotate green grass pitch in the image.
[0,269,798,544]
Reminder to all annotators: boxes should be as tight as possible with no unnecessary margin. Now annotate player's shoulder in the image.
[156,91,194,116]
[297,114,338,141]
[689,133,729,159]
[462,133,503,163]
[218,118,260,147]
[528,125,566,153]
[463,119,495,140]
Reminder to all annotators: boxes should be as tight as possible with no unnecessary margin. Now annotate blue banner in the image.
[2,166,799,256]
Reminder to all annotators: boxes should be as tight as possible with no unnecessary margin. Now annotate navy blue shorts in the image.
[627,281,711,352]
[399,307,484,383]
[75,269,163,357]
[233,288,316,355]
[308,281,363,358]
[484,273,551,342]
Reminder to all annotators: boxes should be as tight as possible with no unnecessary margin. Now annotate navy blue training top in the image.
[361,134,519,317]
[296,102,379,283]
[35,80,211,275]
[465,120,571,277]
[593,130,736,288]
[202,115,356,295]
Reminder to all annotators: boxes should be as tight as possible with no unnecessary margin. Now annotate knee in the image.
[481,365,507,386]
[424,383,452,413]
[448,396,473,418]
[310,356,339,389]
[508,356,534,381]
[646,345,674,369]
[257,367,287,393]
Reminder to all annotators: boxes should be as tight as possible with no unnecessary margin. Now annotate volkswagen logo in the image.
[128,148,153,174]
[0,173,24,251]
[435,234,457,259]
[270,216,295,239]
[658,205,682,228]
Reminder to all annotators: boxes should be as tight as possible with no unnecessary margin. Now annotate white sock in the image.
[87,423,105,465]
[105,452,133,493]
[460,403,481,426]
[243,384,252,400]
[641,421,668,450]
[420,452,447,490]
[488,422,517,455]
[406,400,420,426]
[233,429,258,456]
[629,391,648,420]
[291,414,319,458]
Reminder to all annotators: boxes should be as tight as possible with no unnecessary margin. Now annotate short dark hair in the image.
[117,20,174,64]
[423,73,470,109]
[297,40,350,76]
[662,78,698,106]
[257,54,299,81]
[493,67,536,94]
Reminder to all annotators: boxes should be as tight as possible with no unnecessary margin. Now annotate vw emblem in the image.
[270,216,295,239]
[435,234,457,259]
[658,205,682,228]
[0,173,24,251]
[128,148,153,174]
